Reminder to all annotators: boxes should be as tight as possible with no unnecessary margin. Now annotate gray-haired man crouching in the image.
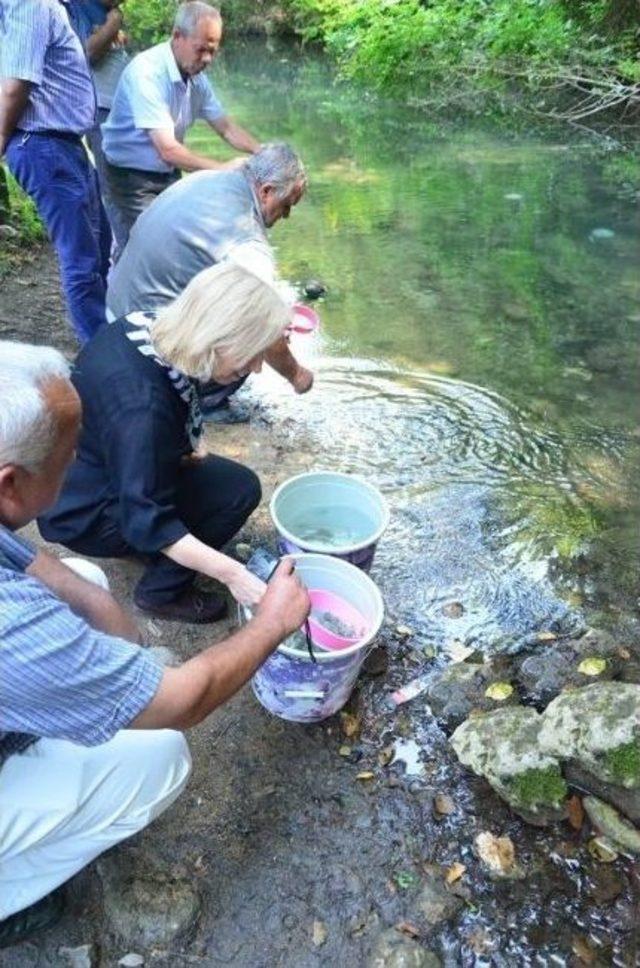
[0,340,309,948]
[107,141,312,417]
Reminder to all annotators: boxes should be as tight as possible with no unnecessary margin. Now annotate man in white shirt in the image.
[102,1,260,252]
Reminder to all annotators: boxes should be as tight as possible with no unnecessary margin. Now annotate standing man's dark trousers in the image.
[104,163,180,258]
[40,455,261,606]
[5,131,111,343]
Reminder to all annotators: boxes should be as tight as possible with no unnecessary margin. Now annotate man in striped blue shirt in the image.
[0,340,309,947]
[0,0,111,342]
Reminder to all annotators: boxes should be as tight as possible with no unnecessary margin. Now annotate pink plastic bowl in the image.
[306,588,369,651]
[288,303,320,335]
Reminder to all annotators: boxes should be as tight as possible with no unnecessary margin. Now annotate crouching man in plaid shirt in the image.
[0,340,309,948]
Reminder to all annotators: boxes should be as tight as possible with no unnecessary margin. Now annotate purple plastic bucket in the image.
[269,471,389,573]
[250,554,384,723]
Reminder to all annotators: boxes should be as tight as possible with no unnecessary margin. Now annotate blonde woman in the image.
[39,262,289,623]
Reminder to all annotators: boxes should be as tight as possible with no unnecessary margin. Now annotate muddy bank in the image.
[1,247,639,968]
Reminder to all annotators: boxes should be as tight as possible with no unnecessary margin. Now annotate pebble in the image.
[0,223,19,239]
[433,793,456,817]
[312,920,327,947]
[395,625,414,639]
[303,279,327,299]
[118,956,145,968]
[441,601,464,619]
[59,945,96,968]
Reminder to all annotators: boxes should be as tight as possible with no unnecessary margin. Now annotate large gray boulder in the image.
[538,682,640,788]
[450,706,567,824]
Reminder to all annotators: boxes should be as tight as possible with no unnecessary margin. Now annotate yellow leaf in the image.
[445,862,466,884]
[356,771,375,781]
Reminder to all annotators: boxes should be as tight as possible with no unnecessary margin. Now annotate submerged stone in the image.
[368,929,441,968]
[583,796,640,854]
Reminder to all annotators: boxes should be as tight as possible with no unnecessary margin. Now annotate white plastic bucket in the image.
[251,553,384,722]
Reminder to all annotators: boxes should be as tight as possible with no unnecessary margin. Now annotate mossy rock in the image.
[451,707,566,824]
[539,683,640,787]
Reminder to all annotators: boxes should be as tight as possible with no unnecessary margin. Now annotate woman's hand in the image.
[226,563,266,607]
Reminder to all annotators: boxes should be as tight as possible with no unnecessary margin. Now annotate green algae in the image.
[505,766,567,809]
[600,740,640,788]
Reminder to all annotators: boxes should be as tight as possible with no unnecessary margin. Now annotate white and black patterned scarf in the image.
[123,311,203,450]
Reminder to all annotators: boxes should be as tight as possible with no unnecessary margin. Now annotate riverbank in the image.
[2,243,640,968]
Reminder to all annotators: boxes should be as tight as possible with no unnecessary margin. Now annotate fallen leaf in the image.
[536,631,558,642]
[312,920,327,947]
[395,624,414,638]
[338,745,352,757]
[588,837,618,863]
[578,657,607,676]
[378,745,395,767]
[445,862,466,884]
[433,793,455,816]
[356,771,375,782]
[340,711,361,739]
[484,681,514,701]
[395,921,421,939]
[567,795,585,831]
[572,934,596,965]
[617,647,631,660]
[445,639,475,663]
[475,831,517,875]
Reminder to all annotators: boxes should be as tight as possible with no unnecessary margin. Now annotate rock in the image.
[474,832,523,879]
[433,793,455,818]
[312,920,328,947]
[564,761,640,822]
[118,956,145,968]
[303,279,327,300]
[368,928,441,967]
[588,227,615,241]
[583,796,640,854]
[410,865,463,929]
[98,858,201,947]
[440,601,464,619]
[427,664,507,731]
[450,706,567,824]
[586,865,625,903]
[538,682,640,788]
[59,945,96,968]
[364,646,389,677]
[514,630,621,706]
[234,541,252,562]
[0,223,19,239]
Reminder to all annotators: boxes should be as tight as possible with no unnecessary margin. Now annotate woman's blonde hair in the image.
[151,262,290,381]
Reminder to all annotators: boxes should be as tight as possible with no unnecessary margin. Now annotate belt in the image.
[105,162,180,181]
[15,129,82,144]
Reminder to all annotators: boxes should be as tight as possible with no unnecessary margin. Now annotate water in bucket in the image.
[286,504,377,550]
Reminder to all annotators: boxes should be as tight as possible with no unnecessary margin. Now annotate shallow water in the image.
[189,42,639,965]
[192,40,639,645]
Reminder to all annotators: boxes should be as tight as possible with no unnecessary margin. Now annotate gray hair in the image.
[0,341,70,472]
[245,143,307,200]
[174,1,221,35]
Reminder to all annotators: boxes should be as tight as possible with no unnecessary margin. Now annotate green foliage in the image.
[0,164,45,275]
[601,740,640,787]
[122,0,178,47]
[505,765,568,808]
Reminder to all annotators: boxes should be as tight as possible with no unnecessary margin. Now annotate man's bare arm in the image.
[27,548,141,643]
[131,560,309,729]
[210,116,260,154]
[86,8,124,64]
[0,79,31,157]
[149,129,245,173]
[265,337,314,394]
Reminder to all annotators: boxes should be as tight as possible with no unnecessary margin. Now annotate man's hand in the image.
[255,558,310,640]
[129,559,310,731]
[291,365,314,394]
[223,156,248,171]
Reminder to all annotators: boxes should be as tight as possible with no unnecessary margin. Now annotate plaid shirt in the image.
[0,525,162,767]
[0,0,96,134]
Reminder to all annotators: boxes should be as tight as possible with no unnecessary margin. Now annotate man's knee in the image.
[241,467,262,514]
[111,730,192,834]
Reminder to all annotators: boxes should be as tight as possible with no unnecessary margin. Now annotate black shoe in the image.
[0,888,65,949]
[134,587,228,624]
[200,400,251,425]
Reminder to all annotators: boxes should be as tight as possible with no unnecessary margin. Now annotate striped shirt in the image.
[0,524,162,767]
[0,0,96,135]
[102,41,225,173]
